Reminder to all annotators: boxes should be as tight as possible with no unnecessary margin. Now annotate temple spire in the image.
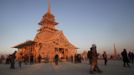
[47,0,51,14]
[114,43,117,58]
[38,0,58,27]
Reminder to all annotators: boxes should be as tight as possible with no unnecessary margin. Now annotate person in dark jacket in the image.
[87,48,93,65]
[121,49,130,67]
[54,54,59,65]
[102,51,108,66]
[9,55,15,69]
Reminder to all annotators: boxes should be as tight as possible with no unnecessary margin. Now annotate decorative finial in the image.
[48,0,51,14]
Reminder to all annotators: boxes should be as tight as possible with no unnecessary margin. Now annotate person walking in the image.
[89,44,102,74]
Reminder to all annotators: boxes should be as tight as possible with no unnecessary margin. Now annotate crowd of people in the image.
[86,45,134,74]
[0,44,134,74]
[0,51,41,69]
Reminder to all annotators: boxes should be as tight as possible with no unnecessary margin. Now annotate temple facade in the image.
[13,0,77,62]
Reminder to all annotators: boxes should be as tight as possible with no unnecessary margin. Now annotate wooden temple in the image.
[13,0,77,62]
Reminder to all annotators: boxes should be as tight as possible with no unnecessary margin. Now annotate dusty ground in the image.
[0,60,134,75]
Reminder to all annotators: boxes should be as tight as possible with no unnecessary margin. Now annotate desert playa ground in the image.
[0,60,134,75]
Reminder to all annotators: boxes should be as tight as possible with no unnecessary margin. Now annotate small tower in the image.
[38,0,58,31]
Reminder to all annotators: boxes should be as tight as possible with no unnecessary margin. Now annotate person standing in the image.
[38,54,42,63]
[54,54,59,65]
[90,44,102,74]
[30,54,34,64]
[121,49,130,67]
[18,53,22,69]
[16,52,23,69]
[132,52,134,64]
[9,55,15,69]
[128,51,134,64]
[102,51,108,66]
[87,48,92,65]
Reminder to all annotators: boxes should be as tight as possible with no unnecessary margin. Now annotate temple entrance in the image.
[55,48,67,61]
[59,48,64,59]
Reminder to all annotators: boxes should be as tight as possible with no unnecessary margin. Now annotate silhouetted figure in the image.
[0,56,2,64]
[77,54,81,63]
[18,53,22,69]
[45,56,49,63]
[70,55,73,63]
[5,55,10,64]
[110,55,113,60]
[12,51,17,60]
[131,52,134,63]
[74,54,77,63]
[0,55,5,64]
[90,44,102,74]
[102,51,108,66]
[54,54,59,65]
[23,55,28,65]
[38,54,42,63]
[74,54,81,63]
[9,55,15,69]
[121,49,130,67]
[128,52,134,64]
[30,54,34,64]
[87,48,93,65]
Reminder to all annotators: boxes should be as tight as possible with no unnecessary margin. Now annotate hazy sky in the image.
[0,0,134,54]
